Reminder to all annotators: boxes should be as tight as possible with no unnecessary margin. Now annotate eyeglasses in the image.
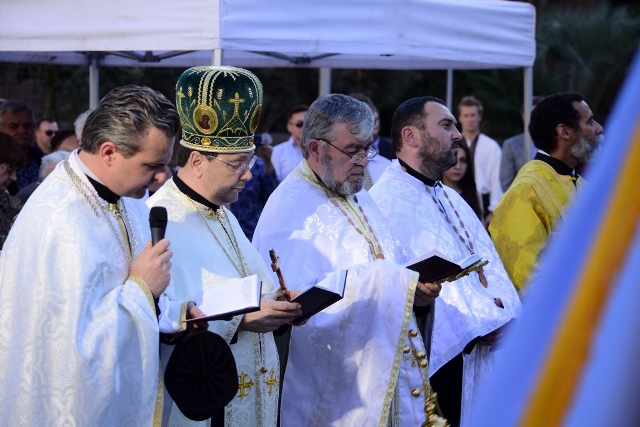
[205,154,257,174]
[288,121,304,129]
[45,130,57,137]
[0,164,17,174]
[318,139,378,163]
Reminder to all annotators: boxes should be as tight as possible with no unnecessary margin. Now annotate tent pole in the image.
[319,68,332,97]
[446,69,453,111]
[89,56,99,109]
[523,66,533,161]
[212,49,223,66]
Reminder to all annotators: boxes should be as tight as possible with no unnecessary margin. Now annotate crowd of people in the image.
[0,65,603,427]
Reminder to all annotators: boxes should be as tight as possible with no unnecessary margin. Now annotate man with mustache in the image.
[253,94,446,426]
[147,66,302,427]
[369,96,521,427]
[490,92,603,292]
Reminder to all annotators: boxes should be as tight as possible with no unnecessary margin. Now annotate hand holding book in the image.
[404,249,489,285]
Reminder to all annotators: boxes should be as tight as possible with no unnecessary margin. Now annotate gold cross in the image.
[266,369,278,396]
[238,372,254,399]
[403,352,418,367]
[228,92,245,115]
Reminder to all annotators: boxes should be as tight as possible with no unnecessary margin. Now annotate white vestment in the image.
[253,161,442,427]
[370,160,522,426]
[148,178,280,427]
[0,152,184,427]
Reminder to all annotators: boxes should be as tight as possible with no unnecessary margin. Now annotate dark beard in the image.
[418,132,458,178]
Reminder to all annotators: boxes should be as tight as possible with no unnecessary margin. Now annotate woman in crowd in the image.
[0,132,25,249]
[441,138,483,220]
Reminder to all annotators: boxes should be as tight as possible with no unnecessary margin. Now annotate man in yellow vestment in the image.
[490,92,603,291]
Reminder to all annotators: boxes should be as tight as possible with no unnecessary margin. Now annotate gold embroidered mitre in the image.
[175,66,263,153]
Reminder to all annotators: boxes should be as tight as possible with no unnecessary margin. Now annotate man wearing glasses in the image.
[253,94,445,426]
[34,117,59,155]
[148,66,302,427]
[271,104,308,181]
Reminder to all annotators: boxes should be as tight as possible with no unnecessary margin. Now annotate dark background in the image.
[1,0,638,144]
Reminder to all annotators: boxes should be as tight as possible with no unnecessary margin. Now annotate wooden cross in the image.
[265,368,278,396]
[269,249,291,302]
[238,372,254,399]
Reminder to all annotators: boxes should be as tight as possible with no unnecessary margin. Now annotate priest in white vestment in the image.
[253,94,447,427]
[369,96,521,426]
[0,86,193,426]
[149,66,303,427]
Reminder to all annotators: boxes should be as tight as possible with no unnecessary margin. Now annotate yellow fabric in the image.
[489,160,582,290]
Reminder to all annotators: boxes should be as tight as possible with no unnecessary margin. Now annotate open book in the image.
[291,270,348,326]
[185,274,262,322]
[404,250,487,284]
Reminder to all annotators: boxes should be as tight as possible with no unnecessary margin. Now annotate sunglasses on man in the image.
[288,121,304,129]
[45,130,57,137]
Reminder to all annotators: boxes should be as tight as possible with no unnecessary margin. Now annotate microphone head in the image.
[149,206,168,227]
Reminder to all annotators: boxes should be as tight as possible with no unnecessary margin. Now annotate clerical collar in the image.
[85,176,120,204]
[74,151,121,204]
[535,151,577,177]
[173,173,219,211]
[398,158,440,187]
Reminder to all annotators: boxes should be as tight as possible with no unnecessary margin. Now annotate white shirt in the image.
[473,133,503,212]
[271,136,303,181]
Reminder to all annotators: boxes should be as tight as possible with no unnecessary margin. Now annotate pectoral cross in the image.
[269,249,291,302]
[265,369,278,396]
[238,372,254,399]
[403,352,419,368]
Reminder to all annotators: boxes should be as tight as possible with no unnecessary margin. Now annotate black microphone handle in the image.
[151,227,166,246]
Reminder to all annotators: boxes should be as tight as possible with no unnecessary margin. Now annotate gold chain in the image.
[425,184,488,288]
[296,161,384,260]
[63,157,137,265]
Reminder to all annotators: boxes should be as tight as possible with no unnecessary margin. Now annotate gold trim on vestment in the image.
[379,271,419,427]
[128,275,156,312]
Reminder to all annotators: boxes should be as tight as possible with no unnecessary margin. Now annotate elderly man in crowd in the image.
[253,94,446,427]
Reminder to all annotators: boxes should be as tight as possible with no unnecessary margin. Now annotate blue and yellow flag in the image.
[472,47,640,426]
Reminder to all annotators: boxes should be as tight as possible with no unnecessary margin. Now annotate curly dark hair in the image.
[528,92,583,153]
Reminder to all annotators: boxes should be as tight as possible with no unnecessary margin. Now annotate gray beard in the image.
[319,151,364,196]
[570,134,600,164]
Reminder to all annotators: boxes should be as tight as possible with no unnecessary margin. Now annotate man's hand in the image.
[483,212,494,229]
[186,301,210,330]
[479,319,515,350]
[238,298,302,333]
[130,239,172,298]
[414,281,441,307]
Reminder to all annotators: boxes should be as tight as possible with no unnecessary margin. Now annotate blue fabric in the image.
[228,157,279,241]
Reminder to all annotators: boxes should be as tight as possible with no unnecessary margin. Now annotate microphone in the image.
[149,206,168,246]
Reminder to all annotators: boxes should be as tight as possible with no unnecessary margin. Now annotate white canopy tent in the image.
[0,0,536,152]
